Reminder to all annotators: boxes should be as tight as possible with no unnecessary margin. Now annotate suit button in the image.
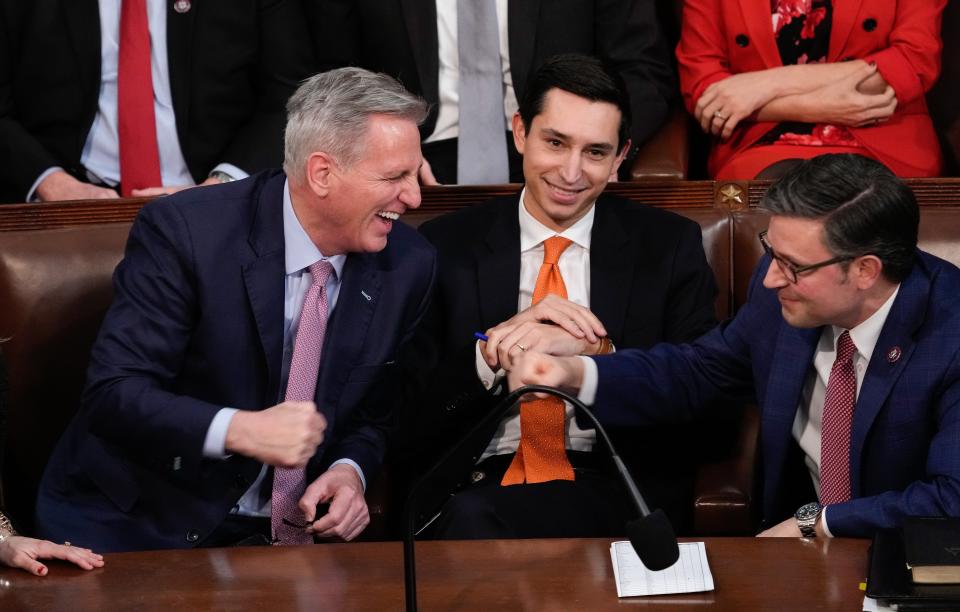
[735,34,749,47]
[186,530,200,543]
[862,18,877,32]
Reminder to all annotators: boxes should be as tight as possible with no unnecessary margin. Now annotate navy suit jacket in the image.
[592,251,960,536]
[36,171,437,551]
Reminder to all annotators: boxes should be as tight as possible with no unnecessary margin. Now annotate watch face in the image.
[796,502,821,521]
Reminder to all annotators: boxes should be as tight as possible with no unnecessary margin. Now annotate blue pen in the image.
[474,332,489,342]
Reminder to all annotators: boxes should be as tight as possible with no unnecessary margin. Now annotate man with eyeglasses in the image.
[508,153,960,539]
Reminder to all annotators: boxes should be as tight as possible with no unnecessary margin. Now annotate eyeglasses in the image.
[758,230,854,284]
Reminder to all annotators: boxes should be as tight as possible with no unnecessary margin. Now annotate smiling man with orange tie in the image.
[400,55,718,540]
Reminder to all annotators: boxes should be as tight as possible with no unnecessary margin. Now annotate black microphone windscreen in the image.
[626,509,680,571]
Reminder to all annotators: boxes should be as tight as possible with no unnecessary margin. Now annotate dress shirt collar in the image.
[283,179,346,277]
[827,284,901,361]
[517,187,595,252]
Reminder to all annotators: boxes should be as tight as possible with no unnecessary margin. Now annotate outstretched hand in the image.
[0,537,104,576]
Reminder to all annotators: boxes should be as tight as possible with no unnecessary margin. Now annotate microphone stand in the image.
[402,384,680,611]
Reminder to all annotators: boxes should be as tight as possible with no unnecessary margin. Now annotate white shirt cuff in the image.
[203,407,239,459]
[577,356,599,406]
[210,163,249,181]
[27,167,65,202]
[820,506,834,538]
[475,340,504,390]
[330,459,366,491]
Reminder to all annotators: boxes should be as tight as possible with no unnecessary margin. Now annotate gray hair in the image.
[283,67,428,181]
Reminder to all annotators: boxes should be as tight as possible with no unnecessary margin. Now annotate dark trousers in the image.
[431,451,632,540]
[200,514,272,547]
[421,134,524,185]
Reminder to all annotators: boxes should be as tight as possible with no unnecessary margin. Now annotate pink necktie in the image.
[118,0,162,196]
[820,331,857,505]
[272,261,334,545]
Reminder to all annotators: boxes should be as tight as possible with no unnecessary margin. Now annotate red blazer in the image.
[677,0,946,177]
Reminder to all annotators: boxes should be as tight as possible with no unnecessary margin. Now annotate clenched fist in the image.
[225,401,326,468]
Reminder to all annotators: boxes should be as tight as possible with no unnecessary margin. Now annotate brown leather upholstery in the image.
[0,223,129,531]
[629,108,689,181]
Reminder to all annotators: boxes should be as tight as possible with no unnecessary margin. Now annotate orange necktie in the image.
[502,236,576,485]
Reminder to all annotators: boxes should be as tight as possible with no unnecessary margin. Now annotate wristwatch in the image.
[0,511,16,545]
[208,170,236,183]
[795,502,822,538]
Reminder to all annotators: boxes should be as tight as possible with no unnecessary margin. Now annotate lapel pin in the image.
[360,290,372,302]
[174,0,191,14]
[886,346,902,363]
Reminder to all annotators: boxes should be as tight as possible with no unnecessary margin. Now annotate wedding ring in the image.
[515,343,527,352]
[64,541,71,547]
[714,110,728,120]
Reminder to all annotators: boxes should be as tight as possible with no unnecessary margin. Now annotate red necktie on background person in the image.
[820,330,857,505]
[502,236,576,485]
[118,0,162,196]
[272,261,334,545]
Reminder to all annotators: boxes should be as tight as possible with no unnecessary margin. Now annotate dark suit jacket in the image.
[309,0,676,154]
[0,0,315,202]
[36,171,437,552]
[593,252,960,536]
[401,193,718,529]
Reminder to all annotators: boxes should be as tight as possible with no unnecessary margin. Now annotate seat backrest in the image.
[0,223,130,531]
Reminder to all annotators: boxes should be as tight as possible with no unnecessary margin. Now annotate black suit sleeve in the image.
[205,0,316,176]
[660,219,721,343]
[595,0,677,151]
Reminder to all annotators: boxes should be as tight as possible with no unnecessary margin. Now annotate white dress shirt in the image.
[27,0,245,200]
[427,0,517,143]
[476,189,599,461]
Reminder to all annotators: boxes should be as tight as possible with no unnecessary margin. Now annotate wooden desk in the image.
[0,537,868,611]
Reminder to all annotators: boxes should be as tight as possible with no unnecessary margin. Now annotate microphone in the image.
[403,384,680,611]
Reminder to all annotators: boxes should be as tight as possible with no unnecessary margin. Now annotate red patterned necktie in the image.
[272,261,334,545]
[820,330,857,505]
[502,236,576,485]
[118,0,162,196]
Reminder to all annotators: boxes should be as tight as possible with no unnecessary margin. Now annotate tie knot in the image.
[542,236,573,265]
[836,330,857,361]
[309,260,334,285]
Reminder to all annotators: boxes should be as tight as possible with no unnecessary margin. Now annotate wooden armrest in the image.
[628,107,690,181]
[692,404,760,535]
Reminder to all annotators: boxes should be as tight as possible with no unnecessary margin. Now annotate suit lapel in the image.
[166,0,196,147]
[242,175,287,402]
[849,264,927,495]
[761,321,819,516]
[828,0,864,60]
[477,198,522,330]
[589,198,632,344]
[316,253,381,417]
[64,0,102,102]
[736,0,783,68]
[401,0,439,105]
[507,0,540,103]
